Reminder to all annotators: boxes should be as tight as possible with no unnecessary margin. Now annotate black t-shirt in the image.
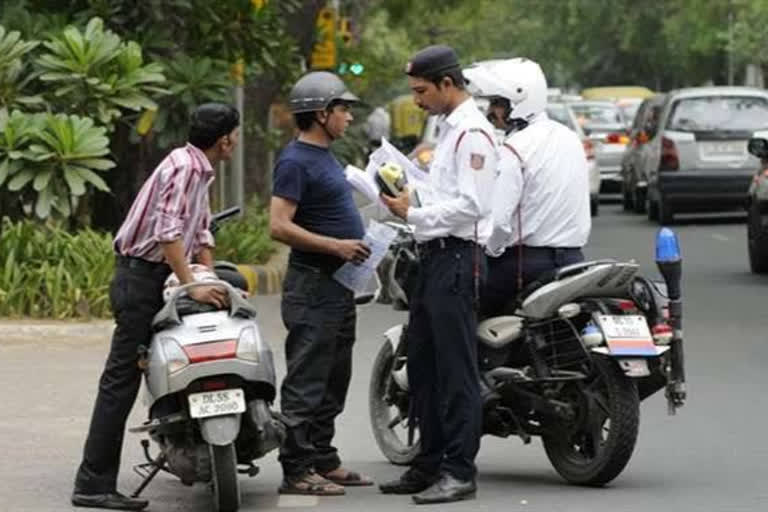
[272,140,365,269]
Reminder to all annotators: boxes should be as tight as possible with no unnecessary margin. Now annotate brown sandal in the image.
[320,468,374,487]
[278,471,346,496]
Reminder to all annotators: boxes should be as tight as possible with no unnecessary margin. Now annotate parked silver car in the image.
[620,94,667,213]
[547,102,602,215]
[641,87,768,224]
[569,101,629,192]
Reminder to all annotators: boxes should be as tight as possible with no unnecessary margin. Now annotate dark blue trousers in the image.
[278,263,356,477]
[406,245,482,481]
[482,246,585,317]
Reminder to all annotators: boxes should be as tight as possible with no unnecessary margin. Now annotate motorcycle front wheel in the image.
[542,356,640,486]
[210,443,240,512]
[369,340,420,465]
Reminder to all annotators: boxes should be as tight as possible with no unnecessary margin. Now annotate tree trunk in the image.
[91,124,165,233]
[242,0,325,204]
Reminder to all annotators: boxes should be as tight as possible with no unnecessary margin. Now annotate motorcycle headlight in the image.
[236,326,261,362]
[161,337,189,375]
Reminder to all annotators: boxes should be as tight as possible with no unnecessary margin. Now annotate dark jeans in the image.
[407,245,482,482]
[278,263,356,477]
[482,246,585,317]
[74,261,169,494]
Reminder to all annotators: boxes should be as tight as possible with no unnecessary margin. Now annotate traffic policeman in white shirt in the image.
[379,45,498,505]
[463,58,591,318]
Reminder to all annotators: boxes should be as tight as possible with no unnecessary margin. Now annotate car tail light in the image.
[606,132,629,144]
[660,136,679,171]
[183,340,237,364]
[652,323,673,345]
[582,139,595,160]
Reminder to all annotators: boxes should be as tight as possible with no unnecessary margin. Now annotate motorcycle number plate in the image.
[188,388,246,419]
[597,315,657,356]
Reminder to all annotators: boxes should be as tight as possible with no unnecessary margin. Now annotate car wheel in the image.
[621,182,633,212]
[647,194,658,221]
[747,201,768,274]
[657,194,674,225]
[633,187,646,214]
[591,197,600,217]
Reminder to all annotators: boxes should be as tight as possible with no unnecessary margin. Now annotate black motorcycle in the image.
[369,226,686,485]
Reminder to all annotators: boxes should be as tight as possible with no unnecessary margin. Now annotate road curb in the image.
[236,243,289,295]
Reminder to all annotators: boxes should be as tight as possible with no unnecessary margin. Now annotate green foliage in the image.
[1,111,115,219]
[0,217,114,318]
[151,55,233,148]
[0,25,42,111]
[214,198,275,265]
[36,17,167,128]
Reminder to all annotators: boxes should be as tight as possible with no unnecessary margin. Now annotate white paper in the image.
[333,219,398,294]
[345,164,382,205]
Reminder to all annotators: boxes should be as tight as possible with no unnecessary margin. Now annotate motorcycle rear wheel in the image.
[369,340,420,465]
[210,443,240,512]
[543,356,639,486]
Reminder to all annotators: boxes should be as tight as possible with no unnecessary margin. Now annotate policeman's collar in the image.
[443,96,476,128]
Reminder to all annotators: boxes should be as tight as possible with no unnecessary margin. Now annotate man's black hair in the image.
[427,68,466,90]
[188,103,240,150]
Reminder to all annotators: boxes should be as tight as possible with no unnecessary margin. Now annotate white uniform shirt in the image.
[486,112,591,257]
[407,97,498,244]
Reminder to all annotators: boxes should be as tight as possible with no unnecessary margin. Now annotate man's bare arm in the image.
[269,197,370,263]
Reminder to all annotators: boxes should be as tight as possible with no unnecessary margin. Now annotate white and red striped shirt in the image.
[114,143,215,262]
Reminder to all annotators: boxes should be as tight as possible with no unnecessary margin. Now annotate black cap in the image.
[405,45,460,78]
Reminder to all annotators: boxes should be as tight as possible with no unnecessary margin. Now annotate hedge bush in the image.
[0,202,274,318]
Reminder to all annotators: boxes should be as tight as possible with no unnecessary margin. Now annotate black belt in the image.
[416,236,477,255]
[518,246,581,255]
[116,255,171,275]
[288,260,341,276]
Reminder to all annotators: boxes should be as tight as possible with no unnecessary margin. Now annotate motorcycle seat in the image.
[496,260,619,314]
[520,259,618,301]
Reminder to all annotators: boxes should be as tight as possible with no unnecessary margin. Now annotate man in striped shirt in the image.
[72,103,239,511]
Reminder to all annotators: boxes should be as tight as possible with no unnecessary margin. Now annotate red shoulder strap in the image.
[502,142,525,170]
[454,128,495,154]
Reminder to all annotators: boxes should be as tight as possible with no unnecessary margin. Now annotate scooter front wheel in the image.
[210,443,240,512]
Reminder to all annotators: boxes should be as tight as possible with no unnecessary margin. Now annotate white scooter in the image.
[129,207,285,512]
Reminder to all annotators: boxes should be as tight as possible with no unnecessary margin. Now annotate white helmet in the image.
[464,57,548,122]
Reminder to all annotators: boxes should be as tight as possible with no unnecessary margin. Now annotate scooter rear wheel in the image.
[210,443,240,512]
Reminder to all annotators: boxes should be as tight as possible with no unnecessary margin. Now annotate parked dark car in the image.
[746,132,768,273]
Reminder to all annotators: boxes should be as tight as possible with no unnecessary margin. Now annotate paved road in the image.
[1,205,767,511]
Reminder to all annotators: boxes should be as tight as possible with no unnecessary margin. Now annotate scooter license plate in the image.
[596,315,657,356]
[188,388,246,419]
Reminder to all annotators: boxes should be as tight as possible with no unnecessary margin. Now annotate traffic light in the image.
[339,17,353,47]
[311,7,337,70]
[337,62,364,76]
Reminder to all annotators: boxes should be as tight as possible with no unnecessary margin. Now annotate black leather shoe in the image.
[379,468,438,495]
[412,473,477,505]
[71,492,149,511]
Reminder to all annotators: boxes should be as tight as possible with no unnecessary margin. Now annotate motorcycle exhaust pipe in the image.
[655,227,686,414]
